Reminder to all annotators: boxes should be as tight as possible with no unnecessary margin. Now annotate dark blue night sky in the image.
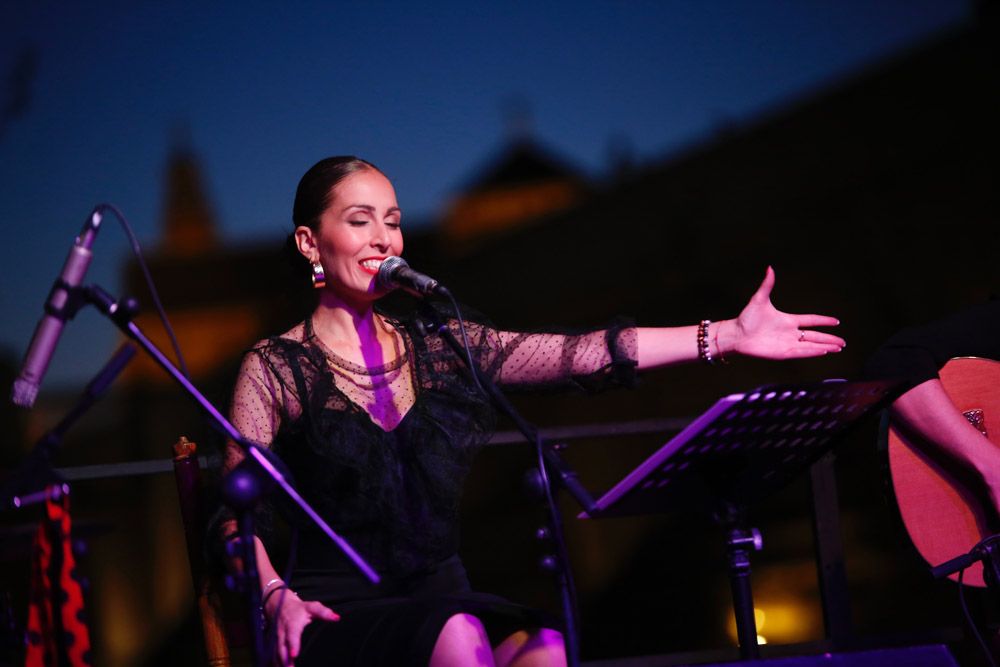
[1,1,969,389]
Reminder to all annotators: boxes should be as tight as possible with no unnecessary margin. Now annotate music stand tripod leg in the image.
[723,512,763,660]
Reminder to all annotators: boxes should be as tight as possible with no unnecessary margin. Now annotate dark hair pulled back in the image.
[292,155,382,231]
[284,156,382,282]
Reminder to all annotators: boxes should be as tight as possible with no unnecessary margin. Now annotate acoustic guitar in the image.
[887,357,1000,587]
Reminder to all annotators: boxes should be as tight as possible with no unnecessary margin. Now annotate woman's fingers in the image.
[276,603,339,665]
[277,623,290,666]
[305,601,340,622]
[286,621,302,664]
[786,341,844,358]
[798,330,846,348]
[274,607,301,666]
[750,266,776,303]
[284,613,310,665]
[794,314,841,329]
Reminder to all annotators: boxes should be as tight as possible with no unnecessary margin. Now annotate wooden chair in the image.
[172,436,232,667]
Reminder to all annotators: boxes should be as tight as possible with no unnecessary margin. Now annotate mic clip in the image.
[43,277,88,322]
[413,301,449,339]
[83,285,140,327]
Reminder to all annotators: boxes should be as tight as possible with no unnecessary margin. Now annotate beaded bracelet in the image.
[697,319,714,365]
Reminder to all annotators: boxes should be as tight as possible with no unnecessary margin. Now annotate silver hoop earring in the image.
[311,261,326,289]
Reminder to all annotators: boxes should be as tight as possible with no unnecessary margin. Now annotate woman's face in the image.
[298,168,404,303]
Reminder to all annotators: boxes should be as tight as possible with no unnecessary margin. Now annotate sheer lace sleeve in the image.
[224,339,304,474]
[483,320,639,392]
[216,337,309,544]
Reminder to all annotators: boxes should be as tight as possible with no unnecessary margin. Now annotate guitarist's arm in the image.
[892,378,1000,512]
[866,300,1000,511]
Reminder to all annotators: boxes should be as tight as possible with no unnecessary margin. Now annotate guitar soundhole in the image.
[964,409,987,438]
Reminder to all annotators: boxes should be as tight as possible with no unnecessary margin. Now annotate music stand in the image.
[582,378,901,660]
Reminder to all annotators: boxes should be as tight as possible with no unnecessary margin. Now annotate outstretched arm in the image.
[637,266,845,369]
[490,267,843,388]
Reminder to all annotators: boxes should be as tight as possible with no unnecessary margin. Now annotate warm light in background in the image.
[726,599,817,647]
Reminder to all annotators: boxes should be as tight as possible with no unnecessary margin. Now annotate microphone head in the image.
[376,256,408,292]
[11,378,38,408]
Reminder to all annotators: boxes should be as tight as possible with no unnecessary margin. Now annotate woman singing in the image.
[223,156,845,666]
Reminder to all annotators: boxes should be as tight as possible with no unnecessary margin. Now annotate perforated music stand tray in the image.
[580,378,901,660]
[581,379,900,520]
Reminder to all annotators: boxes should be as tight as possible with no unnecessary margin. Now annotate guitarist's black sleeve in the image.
[863,300,1000,389]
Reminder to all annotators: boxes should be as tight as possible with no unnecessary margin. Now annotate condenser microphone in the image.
[12,208,104,408]
[376,256,449,297]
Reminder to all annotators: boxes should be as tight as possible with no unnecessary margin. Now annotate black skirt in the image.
[292,554,555,666]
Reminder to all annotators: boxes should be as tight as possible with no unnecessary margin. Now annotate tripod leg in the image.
[727,527,762,660]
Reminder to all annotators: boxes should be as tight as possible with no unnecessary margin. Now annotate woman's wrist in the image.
[261,577,283,597]
[262,584,298,619]
[711,320,737,361]
[263,584,291,607]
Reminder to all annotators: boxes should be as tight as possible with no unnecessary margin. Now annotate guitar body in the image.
[888,357,1000,587]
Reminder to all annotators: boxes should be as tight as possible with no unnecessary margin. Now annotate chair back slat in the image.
[172,437,232,667]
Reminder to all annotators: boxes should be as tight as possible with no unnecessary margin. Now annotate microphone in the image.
[376,256,449,297]
[12,208,104,408]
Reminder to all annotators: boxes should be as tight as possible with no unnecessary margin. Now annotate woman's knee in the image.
[494,627,566,667]
[430,613,494,667]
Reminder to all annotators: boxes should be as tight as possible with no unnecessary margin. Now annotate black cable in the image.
[441,295,581,665]
[534,432,581,646]
[97,203,190,379]
[958,567,998,667]
[444,291,487,397]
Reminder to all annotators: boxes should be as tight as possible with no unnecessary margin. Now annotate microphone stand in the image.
[75,283,379,667]
[3,343,137,508]
[933,533,1000,593]
[933,534,1000,664]
[415,298,591,667]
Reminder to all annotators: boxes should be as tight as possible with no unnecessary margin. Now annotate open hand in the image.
[266,590,339,666]
[720,266,845,360]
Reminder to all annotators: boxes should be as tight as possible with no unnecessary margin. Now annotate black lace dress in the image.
[227,307,637,665]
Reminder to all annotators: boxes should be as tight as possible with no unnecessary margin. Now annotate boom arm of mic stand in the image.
[80,284,380,585]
